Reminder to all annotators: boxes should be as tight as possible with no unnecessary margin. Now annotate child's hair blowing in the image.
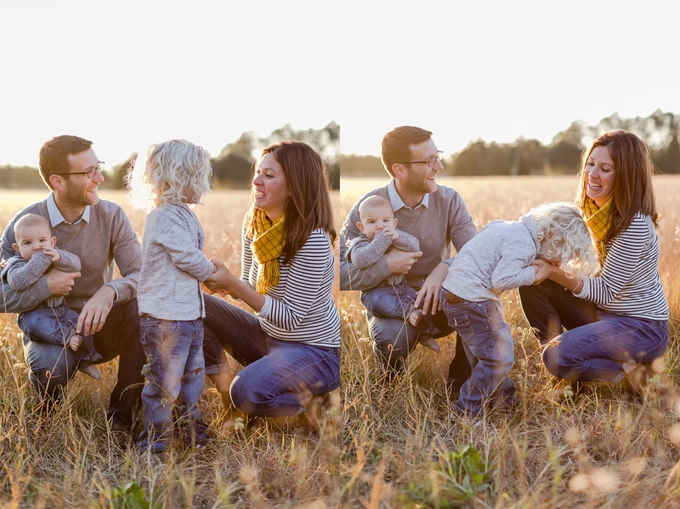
[529,202,600,279]
[127,139,212,211]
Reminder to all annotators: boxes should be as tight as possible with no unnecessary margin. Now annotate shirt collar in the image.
[47,192,91,227]
[387,179,429,211]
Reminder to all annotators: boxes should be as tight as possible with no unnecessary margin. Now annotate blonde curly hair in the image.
[127,139,212,211]
[528,201,600,279]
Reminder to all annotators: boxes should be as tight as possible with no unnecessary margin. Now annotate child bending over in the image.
[440,202,599,418]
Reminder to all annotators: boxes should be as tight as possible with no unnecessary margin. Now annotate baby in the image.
[1,213,102,379]
[345,195,440,352]
[440,202,599,418]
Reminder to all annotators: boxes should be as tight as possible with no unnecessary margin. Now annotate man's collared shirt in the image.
[46,192,91,227]
[387,179,430,211]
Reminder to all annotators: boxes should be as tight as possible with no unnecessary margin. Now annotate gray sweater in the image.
[2,248,81,308]
[0,197,141,314]
[137,203,214,321]
[345,229,420,287]
[442,214,540,309]
[340,182,478,291]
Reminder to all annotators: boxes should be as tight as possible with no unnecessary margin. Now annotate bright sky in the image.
[1,0,678,168]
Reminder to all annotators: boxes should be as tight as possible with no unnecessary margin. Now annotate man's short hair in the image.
[38,135,93,189]
[381,126,433,177]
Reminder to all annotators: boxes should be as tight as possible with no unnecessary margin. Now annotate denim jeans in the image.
[18,304,102,365]
[439,288,515,416]
[367,298,471,389]
[21,299,145,428]
[136,317,205,453]
[520,280,669,381]
[203,294,340,417]
[361,281,437,336]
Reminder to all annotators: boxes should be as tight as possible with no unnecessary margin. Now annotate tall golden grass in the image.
[340,175,680,508]
[0,189,340,508]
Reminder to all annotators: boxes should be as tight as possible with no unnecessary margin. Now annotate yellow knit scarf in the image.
[251,208,286,294]
[583,198,612,261]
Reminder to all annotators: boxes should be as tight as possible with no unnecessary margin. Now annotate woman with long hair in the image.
[520,131,669,395]
[203,141,339,423]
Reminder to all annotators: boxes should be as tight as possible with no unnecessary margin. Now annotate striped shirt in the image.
[576,213,669,320]
[241,227,340,349]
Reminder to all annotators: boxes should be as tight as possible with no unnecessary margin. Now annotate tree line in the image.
[0,122,340,190]
[340,110,680,177]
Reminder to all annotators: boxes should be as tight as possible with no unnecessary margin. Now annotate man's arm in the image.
[76,206,141,336]
[416,191,479,315]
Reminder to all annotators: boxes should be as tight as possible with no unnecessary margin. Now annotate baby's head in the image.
[529,202,599,278]
[12,214,55,262]
[357,195,397,240]
[128,139,212,211]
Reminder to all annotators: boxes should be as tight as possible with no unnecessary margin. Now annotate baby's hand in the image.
[41,245,61,263]
[382,226,398,242]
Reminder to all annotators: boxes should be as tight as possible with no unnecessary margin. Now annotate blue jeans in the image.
[361,281,436,335]
[21,299,145,428]
[18,303,102,366]
[440,288,515,416]
[202,294,340,417]
[367,298,471,389]
[137,317,206,453]
[520,280,669,381]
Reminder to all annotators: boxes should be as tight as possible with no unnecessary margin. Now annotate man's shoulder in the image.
[430,184,463,203]
[91,198,132,223]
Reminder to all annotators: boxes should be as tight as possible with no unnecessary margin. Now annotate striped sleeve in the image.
[577,214,669,320]
[254,229,339,348]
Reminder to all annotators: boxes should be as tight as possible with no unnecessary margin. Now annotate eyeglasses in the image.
[395,151,443,168]
[54,161,105,179]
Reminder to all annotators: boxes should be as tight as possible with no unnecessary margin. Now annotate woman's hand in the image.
[204,258,238,296]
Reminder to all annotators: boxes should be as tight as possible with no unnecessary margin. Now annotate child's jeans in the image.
[361,281,437,336]
[137,316,206,453]
[440,288,515,417]
[18,303,102,366]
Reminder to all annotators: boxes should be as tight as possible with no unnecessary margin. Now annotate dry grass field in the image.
[340,175,680,508]
[0,189,340,508]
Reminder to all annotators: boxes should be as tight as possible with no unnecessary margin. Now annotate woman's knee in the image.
[229,374,259,414]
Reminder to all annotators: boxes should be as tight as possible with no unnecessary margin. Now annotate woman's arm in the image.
[532,259,584,293]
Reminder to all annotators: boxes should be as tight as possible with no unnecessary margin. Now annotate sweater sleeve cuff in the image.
[572,278,589,298]
[258,295,272,318]
[105,283,120,302]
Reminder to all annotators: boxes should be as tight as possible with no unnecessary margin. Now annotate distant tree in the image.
[104,155,136,190]
[0,165,44,188]
[546,141,582,174]
[339,154,385,177]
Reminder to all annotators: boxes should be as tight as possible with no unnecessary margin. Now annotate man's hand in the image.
[46,269,80,296]
[414,261,449,316]
[77,285,116,337]
[386,248,422,275]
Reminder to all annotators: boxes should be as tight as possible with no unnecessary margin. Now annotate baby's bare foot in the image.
[70,334,83,351]
[79,364,101,380]
[409,309,424,327]
[419,336,440,353]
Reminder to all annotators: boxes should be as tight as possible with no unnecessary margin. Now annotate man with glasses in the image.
[340,126,477,393]
[0,135,145,433]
